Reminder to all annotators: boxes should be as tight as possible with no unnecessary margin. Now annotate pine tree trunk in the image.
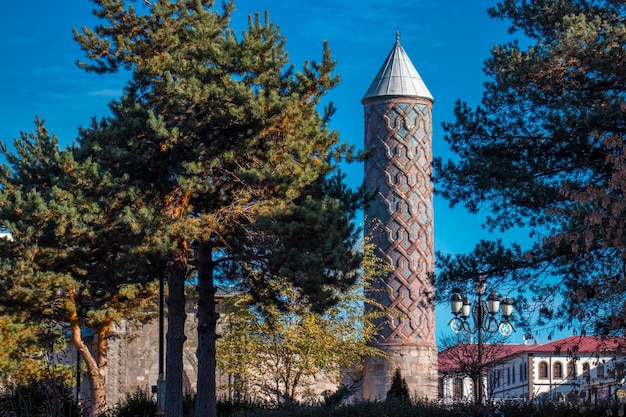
[89,370,107,417]
[165,252,187,417]
[194,241,219,417]
[69,322,107,417]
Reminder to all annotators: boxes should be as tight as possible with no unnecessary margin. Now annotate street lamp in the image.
[154,272,165,416]
[448,276,515,405]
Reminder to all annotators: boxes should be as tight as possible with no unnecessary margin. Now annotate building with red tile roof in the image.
[439,336,626,404]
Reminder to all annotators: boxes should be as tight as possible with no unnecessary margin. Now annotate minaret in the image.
[362,33,438,400]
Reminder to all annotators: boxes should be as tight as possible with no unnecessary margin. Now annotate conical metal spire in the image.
[362,32,433,102]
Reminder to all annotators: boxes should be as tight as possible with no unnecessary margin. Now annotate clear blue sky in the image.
[0,1,543,343]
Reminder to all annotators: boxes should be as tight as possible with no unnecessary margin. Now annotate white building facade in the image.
[439,336,626,404]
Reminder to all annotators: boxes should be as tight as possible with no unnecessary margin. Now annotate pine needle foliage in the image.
[71,1,364,416]
[0,119,160,415]
[386,368,410,402]
[434,0,626,336]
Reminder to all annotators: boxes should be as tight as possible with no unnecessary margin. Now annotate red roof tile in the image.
[438,343,527,373]
[438,336,626,373]
[525,335,626,356]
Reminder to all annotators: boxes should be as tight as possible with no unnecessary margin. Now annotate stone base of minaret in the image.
[362,344,438,401]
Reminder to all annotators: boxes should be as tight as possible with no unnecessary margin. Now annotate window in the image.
[519,364,524,381]
[454,378,463,400]
[597,362,605,378]
[539,361,549,379]
[512,366,516,384]
[507,368,511,385]
[568,361,577,378]
[489,370,501,390]
[583,362,590,381]
[490,370,502,388]
[524,362,528,381]
[553,362,563,379]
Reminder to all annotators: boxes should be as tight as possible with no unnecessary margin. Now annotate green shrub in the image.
[0,377,81,417]
[322,385,352,408]
[88,391,626,417]
[386,368,409,402]
[183,391,195,417]
[102,388,156,417]
[217,396,265,416]
[210,398,623,417]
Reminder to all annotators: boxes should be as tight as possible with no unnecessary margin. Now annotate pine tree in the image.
[434,0,626,335]
[0,119,161,416]
[386,368,409,401]
[73,1,362,416]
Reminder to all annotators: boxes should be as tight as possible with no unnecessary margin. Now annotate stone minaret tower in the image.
[362,33,438,400]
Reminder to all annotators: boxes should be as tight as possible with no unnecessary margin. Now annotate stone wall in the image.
[68,296,342,409]
[71,297,202,408]
[363,344,438,400]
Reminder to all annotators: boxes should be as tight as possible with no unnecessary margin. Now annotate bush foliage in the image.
[2,381,624,417]
[0,378,81,417]
[386,368,410,401]
[214,399,625,417]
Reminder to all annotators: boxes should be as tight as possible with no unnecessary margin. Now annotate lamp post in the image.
[155,272,165,416]
[448,276,515,405]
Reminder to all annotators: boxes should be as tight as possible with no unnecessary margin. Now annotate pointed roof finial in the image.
[362,33,434,102]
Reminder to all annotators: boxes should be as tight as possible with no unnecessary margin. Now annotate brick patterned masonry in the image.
[362,95,438,400]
